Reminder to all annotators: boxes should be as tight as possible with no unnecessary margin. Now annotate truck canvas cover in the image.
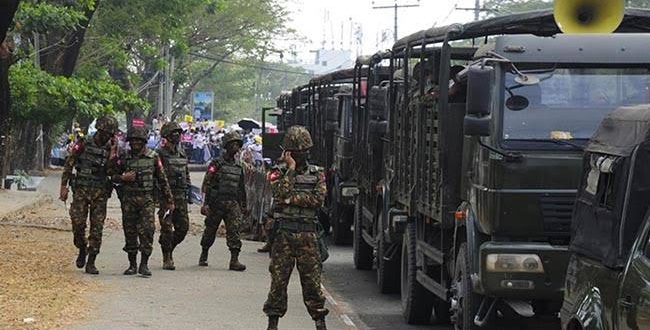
[571,105,650,268]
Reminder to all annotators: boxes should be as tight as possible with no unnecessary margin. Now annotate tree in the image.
[0,0,20,183]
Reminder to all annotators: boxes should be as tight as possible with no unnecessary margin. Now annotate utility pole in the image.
[33,32,43,171]
[456,0,497,21]
[372,0,420,43]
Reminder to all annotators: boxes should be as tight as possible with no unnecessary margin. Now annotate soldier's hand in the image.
[121,171,136,182]
[201,205,209,216]
[59,185,69,202]
[282,151,296,170]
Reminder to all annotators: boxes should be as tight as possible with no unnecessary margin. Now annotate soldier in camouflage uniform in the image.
[156,122,191,270]
[109,126,174,277]
[59,115,118,275]
[263,126,328,330]
[198,131,247,271]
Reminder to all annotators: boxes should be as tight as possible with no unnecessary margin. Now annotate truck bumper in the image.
[477,242,569,301]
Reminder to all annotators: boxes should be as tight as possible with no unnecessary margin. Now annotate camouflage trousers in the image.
[263,231,329,320]
[200,200,242,252]
[69,186,110,255]
[158,196,189,252]
[121,195,156,256]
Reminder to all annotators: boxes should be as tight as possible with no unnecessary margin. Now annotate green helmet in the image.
[160,121,182,138]
[222,131,243,147]
[96,115,118,134]
[126,126,147,141]
[282,125,313,151]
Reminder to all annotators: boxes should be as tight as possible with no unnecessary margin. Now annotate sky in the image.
[280,0,481,63]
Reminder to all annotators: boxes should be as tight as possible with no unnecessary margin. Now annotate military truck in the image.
[307,69,357,244]
[348,9,650,329]
[561,106,650,330]
[351,51,404,293]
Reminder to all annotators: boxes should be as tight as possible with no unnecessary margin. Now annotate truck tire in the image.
[451,243,482,330]
[353,198,373,270]
[401,221,434,324]
[377,229,400,293]
[332,206,352,245]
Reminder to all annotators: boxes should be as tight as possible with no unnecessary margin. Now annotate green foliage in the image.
[9,62,147,124]
[483,0,552,16]
[14,1,95,33]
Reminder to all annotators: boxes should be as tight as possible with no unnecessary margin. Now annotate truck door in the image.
[618,215,650,329]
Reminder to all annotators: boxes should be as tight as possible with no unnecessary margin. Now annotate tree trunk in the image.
[0,0,20,186]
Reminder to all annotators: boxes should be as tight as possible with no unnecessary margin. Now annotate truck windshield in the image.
[502,68,650,142]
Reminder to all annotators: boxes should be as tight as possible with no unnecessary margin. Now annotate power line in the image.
[371,1,420,43]
[188,52,313,76]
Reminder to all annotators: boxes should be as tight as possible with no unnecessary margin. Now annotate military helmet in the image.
[96,115,118,134]
[222,131,243,147]
[282,125,313,151]
[126,126,148,141]
[160,121,182,138]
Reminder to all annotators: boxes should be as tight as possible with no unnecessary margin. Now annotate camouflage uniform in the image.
[199,131,247,271]
[263,126,329,330]
[156,122,191,270]
[61,115,117,275]
[109,126,174,276]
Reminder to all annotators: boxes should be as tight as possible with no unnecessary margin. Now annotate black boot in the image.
[229,250,246,271]
[266,316,279,330]
[315,318,327,330]
[162,249,175,270]
[257,242,271,253]
[85,253,99,275]
[138,253,152,277]
[123,253,137,275]
[199,248,209,266]
[76,246,87,269]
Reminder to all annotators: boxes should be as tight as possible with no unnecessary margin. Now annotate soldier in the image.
[198,131,247,271]
[59,115,118,275]
[109,126,174,277]
[263,126,328,330]
[156,122,191,270]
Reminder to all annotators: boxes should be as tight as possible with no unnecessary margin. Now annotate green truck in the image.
[348,9,650,329]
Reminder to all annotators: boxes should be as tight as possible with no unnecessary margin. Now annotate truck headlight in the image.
[341,187,359,197]
[485,254,544,273]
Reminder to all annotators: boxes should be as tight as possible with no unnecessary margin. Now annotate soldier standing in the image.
[263,126,328,330]
[59,115,118,275]
[109,126,174,277]
[156,122,191,270]
[198,131,247,271]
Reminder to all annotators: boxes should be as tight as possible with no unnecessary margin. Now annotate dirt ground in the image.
[0,225,94,329]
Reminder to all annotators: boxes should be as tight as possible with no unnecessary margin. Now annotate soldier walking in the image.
[156,122,191,270]
[59,115,118,275]
[109,127,174,277]
[263,126,328,330]
[198,131,247,271]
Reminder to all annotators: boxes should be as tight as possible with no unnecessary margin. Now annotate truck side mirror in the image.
[464,116,490,136]
[466,66,493,116]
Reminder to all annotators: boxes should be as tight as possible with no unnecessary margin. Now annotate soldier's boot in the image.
[76,246,87,268]
[198,248,209,267]
[85,253,99,275]
[162,249,175,270]
[315,318,327,330]
[266,316,279,330]
[138,254,152,277]
[229,251,246,271]
[257,242,271,253]
[123,253,138,275]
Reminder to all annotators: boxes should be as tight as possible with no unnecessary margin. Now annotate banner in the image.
[192,91,214,121]
[132,118,145,127]
[215,120,225,128]
[184,114,193,123]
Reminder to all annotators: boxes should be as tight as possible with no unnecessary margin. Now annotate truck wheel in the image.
[332,206,352,246]
[377,229,400,293]
[401,221,434,324]
[451,243,481,330]
[353,199,373,270]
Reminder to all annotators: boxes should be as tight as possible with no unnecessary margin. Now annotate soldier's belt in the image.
[274,206,317,218]
[277,221,318,233]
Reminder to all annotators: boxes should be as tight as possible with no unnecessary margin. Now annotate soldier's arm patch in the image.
[208,164,217,174]
[267,170,281,182]
[156,157,164,169]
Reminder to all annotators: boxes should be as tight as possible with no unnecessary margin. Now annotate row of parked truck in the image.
[261,6,650,330]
